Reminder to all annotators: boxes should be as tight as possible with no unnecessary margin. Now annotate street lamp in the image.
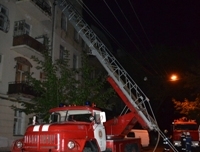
[170,74,178,81]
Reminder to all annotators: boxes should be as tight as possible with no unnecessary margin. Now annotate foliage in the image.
[172,97,200,123]
[11,50,116,120]
[172,63,200,123]
[67,52,116,108]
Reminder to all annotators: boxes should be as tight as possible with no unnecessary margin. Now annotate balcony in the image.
[7,82,38,98]
[10,34,47,59]
[16,0,51,21]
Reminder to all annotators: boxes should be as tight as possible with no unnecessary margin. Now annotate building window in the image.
[40,72,46,81]
[73,54,78,69]
[13,109,25,136]
[0,4,8,15]
[14,57,32,83]
[0,4,9,33]
[82,39,89,51]
[14,20,30,37]
[61,13,67,31]
[15,62,30,83]
[60,45,65,60]
[74,29,79,42]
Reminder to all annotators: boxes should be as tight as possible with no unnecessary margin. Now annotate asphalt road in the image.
[143,145,200,152]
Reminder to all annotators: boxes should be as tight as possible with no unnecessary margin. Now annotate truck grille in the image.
[24,134,57,145]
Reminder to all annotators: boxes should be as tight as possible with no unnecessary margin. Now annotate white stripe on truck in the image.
[33,124,50,132]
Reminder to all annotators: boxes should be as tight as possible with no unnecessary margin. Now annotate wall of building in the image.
[0,0,83,151]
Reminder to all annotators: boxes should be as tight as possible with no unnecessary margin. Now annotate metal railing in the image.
[13,34,47,54]
[8,81,38,97]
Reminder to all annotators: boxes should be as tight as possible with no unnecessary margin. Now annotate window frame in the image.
[13,109,25,136]
[0,4,9,33]
[14,20,30,36]
[73,54,78,69]
[59,45,65,60]
[15,62,30,83]
[74,29,79,42]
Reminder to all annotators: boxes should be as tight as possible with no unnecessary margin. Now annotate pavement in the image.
[143,145,200,152]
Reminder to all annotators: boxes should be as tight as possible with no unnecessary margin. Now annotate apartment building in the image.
[0,0,84,150]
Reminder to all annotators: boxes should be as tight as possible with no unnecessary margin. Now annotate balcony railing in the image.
[16,0,51,21]
[8,82,38,97]
[33,0,51,16]
[13,34,47,54]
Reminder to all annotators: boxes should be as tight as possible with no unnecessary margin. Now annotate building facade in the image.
[0,0,83,150]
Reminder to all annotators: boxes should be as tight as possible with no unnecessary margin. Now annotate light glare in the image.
[170,75,178,81]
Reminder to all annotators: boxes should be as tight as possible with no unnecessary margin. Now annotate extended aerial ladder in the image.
[56,0,178,151]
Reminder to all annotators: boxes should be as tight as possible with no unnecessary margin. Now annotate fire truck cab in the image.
[49,104,107,151]
[172,117,200,148]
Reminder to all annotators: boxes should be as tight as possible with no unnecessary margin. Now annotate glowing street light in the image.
[170,74,178,81]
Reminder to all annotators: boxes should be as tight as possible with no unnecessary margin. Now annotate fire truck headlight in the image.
[16,141,23,148]
[174,142,179,146]
[193,142,199,146]
[67,141,75,149]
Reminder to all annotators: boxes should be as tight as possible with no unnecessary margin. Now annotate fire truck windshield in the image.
[174,124,198,130]
[49,110,93,123]
[68,114,92,122]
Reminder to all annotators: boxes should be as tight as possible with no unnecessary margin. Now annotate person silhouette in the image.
[180,132,186,151]
[163,129,171,152]
[185,132,192,152]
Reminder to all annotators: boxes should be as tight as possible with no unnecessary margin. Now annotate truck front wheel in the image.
[83,140,99,152]
[83,147,93,152]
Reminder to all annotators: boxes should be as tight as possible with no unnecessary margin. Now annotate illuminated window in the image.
[14,57,32,83]
[15,62,30,83]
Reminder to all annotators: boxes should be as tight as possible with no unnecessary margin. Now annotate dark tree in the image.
[11,50,116,120]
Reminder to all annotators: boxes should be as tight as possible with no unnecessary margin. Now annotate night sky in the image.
[81,0,200,83]
[79,0,200,129]
[83,0,200,50]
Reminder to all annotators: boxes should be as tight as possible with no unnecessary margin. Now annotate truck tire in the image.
[83,140,99,152]
[83,147,93,152]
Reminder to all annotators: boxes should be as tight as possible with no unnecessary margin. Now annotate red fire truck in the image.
[11,0,179,151]
[12,102,142,152]
[172,117,199,148]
